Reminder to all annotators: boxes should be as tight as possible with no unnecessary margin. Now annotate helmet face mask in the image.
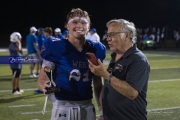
[10,32,22,42]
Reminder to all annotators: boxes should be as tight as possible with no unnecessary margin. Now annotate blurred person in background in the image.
[156,28,161,48]
[36,28,45,51]
[43,27,54,42]
[62,30,69,39]
[174,30,180,48]
[86,28,100,42]
[159,27,166,48]
[53,28,64,39]
[34,27,53,94]
[9,32,24,95]
[101,30,108,48]
[26,26,40,78]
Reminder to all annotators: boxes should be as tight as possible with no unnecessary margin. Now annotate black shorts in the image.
[12,69,21,78]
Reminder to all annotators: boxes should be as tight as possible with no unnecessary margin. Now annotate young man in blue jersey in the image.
[43,27,54,42]
[26,26,40,78]
[38,8,106,120]
[88,19,150,120]
[9,32,24,95]
[36,28,45,51]
[34,28,46,94]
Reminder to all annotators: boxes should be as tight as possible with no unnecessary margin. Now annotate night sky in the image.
[0,0,179,47]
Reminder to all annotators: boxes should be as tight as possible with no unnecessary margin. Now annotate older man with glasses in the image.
[88,19,150,120]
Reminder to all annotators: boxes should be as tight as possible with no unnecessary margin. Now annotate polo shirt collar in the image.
[111,44,137,60]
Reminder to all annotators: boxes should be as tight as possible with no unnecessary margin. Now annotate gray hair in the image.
[106,19,137,43]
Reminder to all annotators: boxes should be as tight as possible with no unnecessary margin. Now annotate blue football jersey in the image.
[36,34,46,50]
[53,33,64,39]
[26,34,39,54]
[41,38,106,101]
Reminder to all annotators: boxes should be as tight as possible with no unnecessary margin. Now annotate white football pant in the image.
[51,99,96,120]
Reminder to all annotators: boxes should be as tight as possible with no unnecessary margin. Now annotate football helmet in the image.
[10,32,22,42]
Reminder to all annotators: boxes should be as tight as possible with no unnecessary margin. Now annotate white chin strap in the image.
[68,17,89,24]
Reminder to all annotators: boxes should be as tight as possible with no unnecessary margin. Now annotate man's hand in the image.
[88,59,110,79]
[42,81,60,94]
[45,86,60,94]
[42,81,51,94]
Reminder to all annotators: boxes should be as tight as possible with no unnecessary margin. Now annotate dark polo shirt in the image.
[102,44,150,120]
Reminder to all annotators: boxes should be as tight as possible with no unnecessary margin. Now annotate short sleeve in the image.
[40,39,51,60]
[126,56,150,92]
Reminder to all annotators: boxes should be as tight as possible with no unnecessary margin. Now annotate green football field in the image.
[0,50,180,120]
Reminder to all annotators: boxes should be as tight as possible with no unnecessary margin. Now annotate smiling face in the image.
[66,16,90,40]
[65,8,91,41]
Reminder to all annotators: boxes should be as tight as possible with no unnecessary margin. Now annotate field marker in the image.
[21,106,180,116]
[22,111,50,115]
[9,104,36,108]
[147,106,180,111]
[0,88,36,92]
[145,53,180,57]
[151,66,180,69]
[21,110,107,118]
[149,79,180,82]
[150,59,180,62]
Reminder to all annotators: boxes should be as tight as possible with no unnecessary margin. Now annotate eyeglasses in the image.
[106,32,125,39]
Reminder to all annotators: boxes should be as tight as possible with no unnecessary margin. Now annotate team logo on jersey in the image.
[69,69,81,81]
[115,64,123,72]
[41,45,46,53]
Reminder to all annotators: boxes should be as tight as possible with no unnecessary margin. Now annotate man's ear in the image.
[64,23,68,29]
[123,33,130,42]
[126,32,131,39]
[87,24,90,31]
[66,24,69,30]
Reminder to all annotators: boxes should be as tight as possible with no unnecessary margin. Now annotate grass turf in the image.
[0,50,180,120]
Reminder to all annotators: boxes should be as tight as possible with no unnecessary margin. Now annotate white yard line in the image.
[150,59,180,62]
[151,66,180,69]
[20,106,180,116]
[9,104,36,108]
[21,111,44,115]
[145,53,180,57]
[147,106,180,111]
[149,79,180,82]
[0,88,36,92]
